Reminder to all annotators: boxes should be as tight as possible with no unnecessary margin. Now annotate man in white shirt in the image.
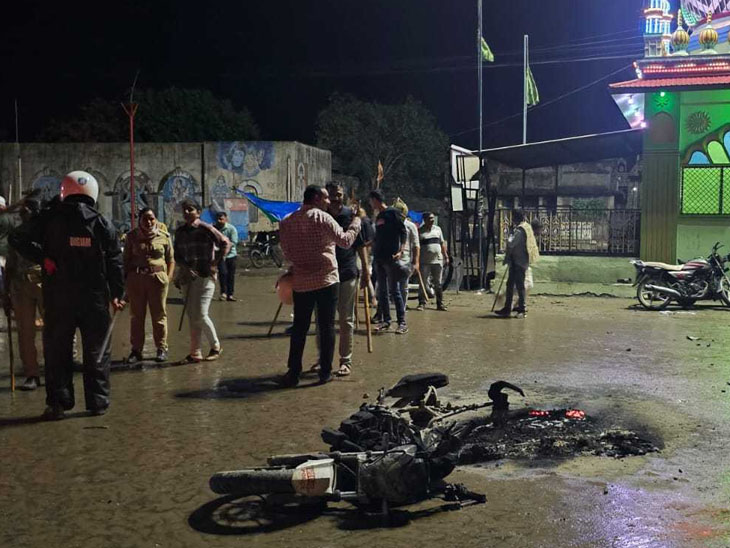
[417,212,448,311]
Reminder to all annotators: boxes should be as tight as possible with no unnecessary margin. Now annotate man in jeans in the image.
[214,211,239,301]
[278,185,361,387]
[324,181,371,377]
[373,203,408,334]
[174,199,231,363]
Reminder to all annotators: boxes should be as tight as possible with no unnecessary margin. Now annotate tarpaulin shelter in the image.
[232,189,301,223]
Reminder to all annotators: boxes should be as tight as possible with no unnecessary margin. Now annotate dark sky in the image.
[0,0,645,149]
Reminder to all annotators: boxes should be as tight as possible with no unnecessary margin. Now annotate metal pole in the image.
[523,34,528,145]
[129,105,137,230]
[14,99,21,203]
[478,0,483,152]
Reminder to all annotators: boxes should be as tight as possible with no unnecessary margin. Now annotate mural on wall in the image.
[113,171,154,234]
[216,142,275,236]
[217,142,275,178]
[159,169,200,230]
[31,169,62,204]
[684,124,730,165]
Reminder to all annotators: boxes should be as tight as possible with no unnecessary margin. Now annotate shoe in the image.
[180,354,203,364]
[19,376,40,391]
[206,348,222,361]
[437,304,448,311]
[374,322,392,333]
[335,363,352,377]
[285,325,294,335]
[371,314,383,324]
[219,294,227,301]
[494,308,511,317]
[88,408,107,416]
[395,324,409,335]
[41,405,65,421]
[277,371,300,388]
[226,295,237,302]
[127,350,143,365]
[155,349,168,363]
[416,304,425,311]
[318,373,334,385]
[514,309,527,318]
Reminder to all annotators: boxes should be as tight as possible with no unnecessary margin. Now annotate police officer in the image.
[10,171,125,420]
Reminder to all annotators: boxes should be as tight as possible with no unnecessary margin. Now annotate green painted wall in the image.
[676,89,730,261]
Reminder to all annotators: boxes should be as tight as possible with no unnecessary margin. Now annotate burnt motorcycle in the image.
[631,242,730,310]
[207,374,511,515]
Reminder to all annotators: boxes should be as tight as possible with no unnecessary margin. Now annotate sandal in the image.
[335,363,352,377]
[180,354,202,364]
[206,348,222,361]
[309,363,321,373]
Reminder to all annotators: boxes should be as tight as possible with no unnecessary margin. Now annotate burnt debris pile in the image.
[458,409,659,463]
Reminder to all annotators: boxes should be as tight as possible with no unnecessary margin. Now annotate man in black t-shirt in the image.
[317,182,371,376]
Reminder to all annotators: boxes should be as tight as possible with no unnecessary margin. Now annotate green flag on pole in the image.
[525,64,540,106]
[480,37,494,62]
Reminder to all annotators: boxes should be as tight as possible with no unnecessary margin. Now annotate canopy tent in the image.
[232,189,301,223]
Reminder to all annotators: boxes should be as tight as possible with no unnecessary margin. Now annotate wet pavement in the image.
[2,273,730,547]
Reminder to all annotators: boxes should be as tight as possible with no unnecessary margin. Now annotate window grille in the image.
[681,166,730,215]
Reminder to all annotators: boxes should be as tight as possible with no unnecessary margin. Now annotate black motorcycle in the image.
[631,242,730,310]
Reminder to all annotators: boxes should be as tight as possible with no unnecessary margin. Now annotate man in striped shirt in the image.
[278,185,361,386]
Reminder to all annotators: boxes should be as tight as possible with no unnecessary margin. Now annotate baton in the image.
[267,302,283,338]
[491,266,508,312]
[178,282,192,332]
[363,285,373,353]
[416,269,431,305]
[7,308,14,392]
[98,301,123,366]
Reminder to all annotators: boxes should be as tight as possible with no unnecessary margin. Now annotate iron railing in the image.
[498,208,641,256]
[681,166,730,215]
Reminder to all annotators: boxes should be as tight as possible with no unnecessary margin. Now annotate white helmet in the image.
[60,170,99,203]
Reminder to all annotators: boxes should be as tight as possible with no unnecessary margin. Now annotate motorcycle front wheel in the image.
[719,276,730,307]
[637,279,672,310]
[249,249,265,269]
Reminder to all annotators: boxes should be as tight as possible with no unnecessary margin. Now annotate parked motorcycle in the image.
[631,242,730,310]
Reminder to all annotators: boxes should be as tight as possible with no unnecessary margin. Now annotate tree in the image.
[38,87,259,142]
[316,94,448,200]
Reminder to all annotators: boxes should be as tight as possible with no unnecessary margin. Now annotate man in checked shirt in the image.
[278,185,361,387]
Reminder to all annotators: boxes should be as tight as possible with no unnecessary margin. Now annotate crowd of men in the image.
[0,173,455,419]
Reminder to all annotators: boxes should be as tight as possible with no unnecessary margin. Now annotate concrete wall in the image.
[677,217,730,261]
[0,141,331,239]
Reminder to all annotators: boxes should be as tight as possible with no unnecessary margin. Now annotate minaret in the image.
[672,9,690,55]
[644,0,674,57]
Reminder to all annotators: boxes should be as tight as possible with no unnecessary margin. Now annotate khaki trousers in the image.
[10,279,43,377]
[127,272,169,352]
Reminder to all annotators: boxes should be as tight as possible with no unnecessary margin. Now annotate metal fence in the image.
[681,166,730,215]
[498,208,641,256]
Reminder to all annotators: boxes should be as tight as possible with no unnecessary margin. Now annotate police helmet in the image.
[60,171,99,203]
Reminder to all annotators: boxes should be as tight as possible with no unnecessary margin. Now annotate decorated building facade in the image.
[610,0,730,261]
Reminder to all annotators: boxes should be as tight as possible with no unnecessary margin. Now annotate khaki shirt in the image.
[123,227,173,283]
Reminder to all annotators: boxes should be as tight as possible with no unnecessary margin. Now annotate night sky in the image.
[1,0,644,149]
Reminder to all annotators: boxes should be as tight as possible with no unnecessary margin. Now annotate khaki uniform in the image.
[123,227,173,352]
[6,248,43,377]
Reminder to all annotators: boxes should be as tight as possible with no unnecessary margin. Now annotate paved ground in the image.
[2,274,730,547]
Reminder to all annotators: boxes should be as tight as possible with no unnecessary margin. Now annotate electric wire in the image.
[450,63,635,140]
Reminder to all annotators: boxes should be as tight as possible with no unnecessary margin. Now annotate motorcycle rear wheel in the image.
[637,279,672,310]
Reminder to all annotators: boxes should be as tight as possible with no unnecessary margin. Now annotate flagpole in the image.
[523,34,528,145]
[478,0,483,152]
[14,99,21,203]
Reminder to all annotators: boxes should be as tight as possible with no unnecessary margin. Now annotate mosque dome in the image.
[672,10,691,53]
[699,13,719,51]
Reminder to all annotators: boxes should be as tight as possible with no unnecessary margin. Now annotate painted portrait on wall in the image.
[217,142,275,178]
[113,172,153,234]
[160,170,200,230]
[31,174,62,204]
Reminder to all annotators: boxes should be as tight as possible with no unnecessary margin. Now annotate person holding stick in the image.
[416,211,449,311]
[10,171,125,420]
[123,208,174,364]
[278,185,361,387]
[173,199,231,364]
[319,181,371,377]
[392,198,420,317]
[5,198,43,390]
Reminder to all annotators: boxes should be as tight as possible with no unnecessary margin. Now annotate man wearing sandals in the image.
[278,185,361,387]
[173,199,231,363]
[323,181,371,377]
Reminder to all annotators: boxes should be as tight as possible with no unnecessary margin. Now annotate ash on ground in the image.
[457,409,659,464]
